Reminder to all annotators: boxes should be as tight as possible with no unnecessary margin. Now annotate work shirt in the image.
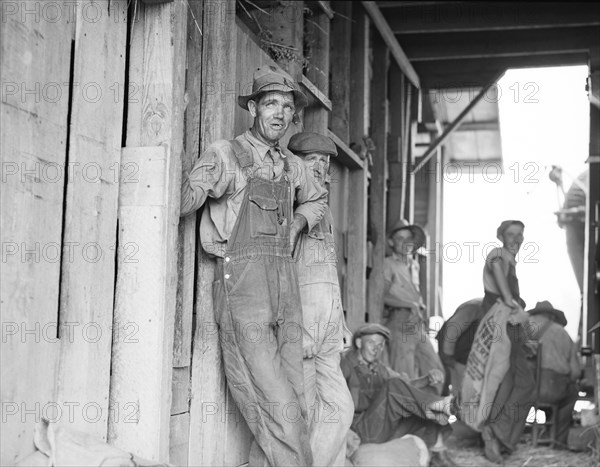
[340,349,392,414]
[528,314,581,380]
[383,253,424,318]
[181,130,328,257]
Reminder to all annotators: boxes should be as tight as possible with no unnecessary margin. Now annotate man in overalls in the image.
[180,66,328,466]
[383,220,445,395]
[287,132,354,466]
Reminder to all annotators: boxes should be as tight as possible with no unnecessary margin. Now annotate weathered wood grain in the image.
[0,4,74,464]
[55,0,127,442]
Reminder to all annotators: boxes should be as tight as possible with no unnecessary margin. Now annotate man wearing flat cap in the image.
[341,323,457,466]
[527,301,581,447]
[288,132,354,466]
[181,66,328,466]
[383,220,446,394]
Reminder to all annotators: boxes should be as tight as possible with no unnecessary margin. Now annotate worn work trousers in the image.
[486,324,536,453]
[215,257,312,467]
[352,377,449,447]
[386,309,445,395]
[301,282,354,466]
[539,369,578,446]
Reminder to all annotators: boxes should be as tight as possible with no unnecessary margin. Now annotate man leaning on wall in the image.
[180,65,328,466]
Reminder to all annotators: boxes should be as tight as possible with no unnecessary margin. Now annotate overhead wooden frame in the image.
[362,1,420,89]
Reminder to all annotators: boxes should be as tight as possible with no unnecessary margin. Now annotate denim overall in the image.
[213,141,312,466]
[296,209,354,466]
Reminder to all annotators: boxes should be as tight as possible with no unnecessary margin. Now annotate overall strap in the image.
[229,139,254,170]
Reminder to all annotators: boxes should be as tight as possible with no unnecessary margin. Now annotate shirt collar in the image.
[244,130,285,161]
[391,252,410,263]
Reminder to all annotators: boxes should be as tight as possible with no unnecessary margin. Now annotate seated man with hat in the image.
[287,131,355,466]
[527,301,582,447]
[383,220,446,394]
[181,65,328,466]
[341,323,457,467]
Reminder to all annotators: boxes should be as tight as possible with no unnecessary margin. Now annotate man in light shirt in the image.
[180,65,328,466]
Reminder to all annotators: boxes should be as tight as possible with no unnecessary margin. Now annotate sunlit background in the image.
[442,65,589,341]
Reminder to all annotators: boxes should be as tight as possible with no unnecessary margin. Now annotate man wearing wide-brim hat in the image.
[382,219,446,395]
[181,65,327,466]
[340,323,457,466]
[527,301,581,447]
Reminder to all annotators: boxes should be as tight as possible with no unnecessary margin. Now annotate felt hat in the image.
[288,132,338,157]
[496,220,525,242]
[527,300,568,327]
[352,323,391,348]
[238,65,308,111]
[387,219,426,250]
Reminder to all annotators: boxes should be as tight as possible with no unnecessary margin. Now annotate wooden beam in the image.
[386,63,405,231]
[329,1,353,141]
[301,4,331,134]
[402,27,600,62]
[109,0,187,461]
[328,130,364,170]
[55,0,128,441]
[367,31,389,325]
[385,2,600,34]
[189,1,253,466]
[423,121,499,132]
[415,53,589,89]
[173,0,203,370]
[345,5,370,330]
[413,72,503,174]
[363,1,420,89]
[585,62,600,354]
[0,6,74,465]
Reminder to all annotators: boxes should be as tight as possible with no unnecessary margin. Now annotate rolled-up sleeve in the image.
[291,157,328,230]
[180,149,229,217]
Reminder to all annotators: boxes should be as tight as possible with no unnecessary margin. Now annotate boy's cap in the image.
[288,132,338,157]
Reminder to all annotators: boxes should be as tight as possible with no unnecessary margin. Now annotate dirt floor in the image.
[445,423,598,467]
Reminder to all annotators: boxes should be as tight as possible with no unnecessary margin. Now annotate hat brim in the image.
[527,308,567,327]
[387,224,426,250]
[238,86,308,112]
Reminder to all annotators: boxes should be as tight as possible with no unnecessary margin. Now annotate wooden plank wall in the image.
[56,0,128,440]
[1,3,74,463]
[109,0,186,461]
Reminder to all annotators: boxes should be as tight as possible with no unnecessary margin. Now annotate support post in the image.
[367,31,389,324]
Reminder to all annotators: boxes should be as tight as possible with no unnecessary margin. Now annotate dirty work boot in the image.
[429,449,457,467]
[481,425,503,464]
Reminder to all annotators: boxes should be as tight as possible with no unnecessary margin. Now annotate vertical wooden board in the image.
[366,33,389,325]
[346,168,369,330]
[55,0,128,441]
[329,1,353,140]
[0,6,73,464]
[189,1,253,465]
[110,146,179,461]
[173,0,204,368]
[303,7,330,133]
[169,413,190,466]
[345,4,369,329]
[171,366,190,416]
